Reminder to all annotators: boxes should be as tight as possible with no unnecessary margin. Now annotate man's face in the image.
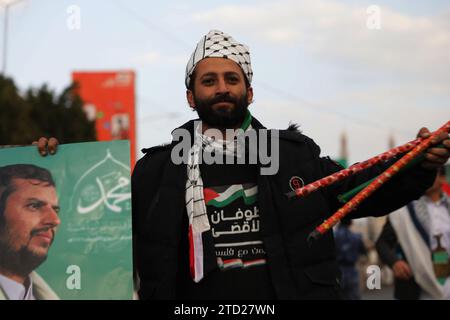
[0,178,60,272]
[187,57,253,129]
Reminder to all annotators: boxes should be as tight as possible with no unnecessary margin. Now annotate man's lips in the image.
[213,102,234,108]
[33,230,53,243]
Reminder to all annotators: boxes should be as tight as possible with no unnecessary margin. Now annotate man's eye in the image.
[226,77,240,84]
[202,79,214,85]
[27,202,42,210]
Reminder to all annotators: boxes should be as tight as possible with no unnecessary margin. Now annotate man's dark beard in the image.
[0,228,49,277]
[194,92,249,130]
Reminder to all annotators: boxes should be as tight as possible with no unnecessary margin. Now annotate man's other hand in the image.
[417,127,450,170]
[393,260,413,280]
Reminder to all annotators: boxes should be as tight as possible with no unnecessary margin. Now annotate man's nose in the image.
[43,206,61,227]
[215,77,229,95]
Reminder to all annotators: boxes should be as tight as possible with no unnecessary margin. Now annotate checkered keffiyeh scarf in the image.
[185,112,252,282]
[185,30,253,89]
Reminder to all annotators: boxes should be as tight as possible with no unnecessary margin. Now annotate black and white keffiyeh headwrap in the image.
[185,112,253,282]
[185,30,253,89]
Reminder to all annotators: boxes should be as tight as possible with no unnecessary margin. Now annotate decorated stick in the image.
[337,152,429,203]
[338,143,443,203]
[307,120,450,243]
[286,137,425,199]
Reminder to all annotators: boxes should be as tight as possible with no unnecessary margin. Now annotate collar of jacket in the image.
[141,117,306,156]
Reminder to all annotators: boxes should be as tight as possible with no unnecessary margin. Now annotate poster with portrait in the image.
[0,141,133,300]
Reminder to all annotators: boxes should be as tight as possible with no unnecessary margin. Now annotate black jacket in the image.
[132,118,435,299]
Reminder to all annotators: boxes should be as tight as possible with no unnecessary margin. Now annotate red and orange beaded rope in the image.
[287,136,427,199]
[308,121,450,242]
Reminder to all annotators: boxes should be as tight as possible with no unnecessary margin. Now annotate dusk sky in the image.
[3,0,450,163]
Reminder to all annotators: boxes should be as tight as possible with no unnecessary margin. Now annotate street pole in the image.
[1,0,24,75]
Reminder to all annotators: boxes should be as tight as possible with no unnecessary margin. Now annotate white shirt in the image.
[0,273,35,300]
[427,196,450,254]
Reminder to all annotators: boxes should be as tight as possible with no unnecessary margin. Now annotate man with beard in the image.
[130,30,450,300]
[0,164,60,300]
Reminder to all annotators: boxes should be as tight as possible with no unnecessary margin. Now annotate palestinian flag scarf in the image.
[185,111,253,282]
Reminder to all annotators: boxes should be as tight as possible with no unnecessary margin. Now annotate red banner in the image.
[72,71,136,166]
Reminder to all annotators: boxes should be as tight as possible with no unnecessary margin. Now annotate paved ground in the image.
[361,285,394,300]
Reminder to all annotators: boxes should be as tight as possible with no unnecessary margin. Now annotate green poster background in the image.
[0,141,133,299]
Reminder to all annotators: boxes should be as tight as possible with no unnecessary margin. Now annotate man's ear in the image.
[186,90,195,110]
[247,87,254,104]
